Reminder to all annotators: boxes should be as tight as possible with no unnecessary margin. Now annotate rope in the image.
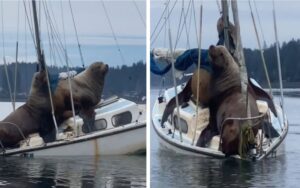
[239,123,256,159]
[192,3,203,146]
[68,0,85,68]
[1,1,14,110]
[100,0,126,65]
[248,0,273,97]
[132,0,146,27]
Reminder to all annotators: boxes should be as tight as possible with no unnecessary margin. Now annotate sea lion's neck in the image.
[212,64,241,97]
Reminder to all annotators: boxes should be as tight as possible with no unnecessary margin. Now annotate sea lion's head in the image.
[88,61,109,80]
[209,45,236,69]
[30,71,48,95]
[27,70,50,110]
[220,119,240,156]
[221,119,257,158]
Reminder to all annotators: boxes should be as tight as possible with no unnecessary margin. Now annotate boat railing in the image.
[219,111,270,159]
[0,121,29,154]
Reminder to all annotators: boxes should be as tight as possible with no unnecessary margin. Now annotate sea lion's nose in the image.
[209,45,217,57]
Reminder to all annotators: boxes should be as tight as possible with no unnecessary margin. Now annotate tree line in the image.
[0,61,146,103]
[151,39,300,88]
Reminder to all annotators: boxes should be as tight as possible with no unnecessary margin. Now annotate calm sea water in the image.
[0,103,146,188]
[151,89,300,188]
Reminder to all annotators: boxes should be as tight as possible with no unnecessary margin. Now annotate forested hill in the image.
[151,39,300,88]
[0,61,146,103]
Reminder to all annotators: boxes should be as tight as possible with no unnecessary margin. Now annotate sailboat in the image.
[0,0,146,156]
[151,0,288,161]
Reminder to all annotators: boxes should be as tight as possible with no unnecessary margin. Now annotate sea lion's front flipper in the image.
[196,126,218,147]
[248,78,277,117]
[80,109,96,133]
[161,78,192,127]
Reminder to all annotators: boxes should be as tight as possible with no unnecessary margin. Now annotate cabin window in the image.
[94,119,107,130]
[112,111,132,127]
[173,115,188,134]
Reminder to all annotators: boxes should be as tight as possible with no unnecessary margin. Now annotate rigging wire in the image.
[192,3,203,146]
[13,0,21,111]
[151,0,178,46]
[100,0,126,65]
[132,0,146,27]
[23,1,38,56]
[173,0,185,50]
[272,0,285,127]
[174,0,193,49]
[1,1,14,110]
[191,0,199,46]
[60,0,77,135]
[248,0,273,96]
[151,0,171,40]
[68,0,85,68]
[253,0,267,47]
[216,0,221,14]
[43,1,66,66]
[166,4,183,142]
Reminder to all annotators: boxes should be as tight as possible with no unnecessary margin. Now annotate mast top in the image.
[32,0,45,71]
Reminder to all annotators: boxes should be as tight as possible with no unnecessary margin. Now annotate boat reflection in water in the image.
[0,156,146,187]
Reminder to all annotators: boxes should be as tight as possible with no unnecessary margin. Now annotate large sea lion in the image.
[197,45,262,157]
[53,62,109,133]
[0,70,53,147]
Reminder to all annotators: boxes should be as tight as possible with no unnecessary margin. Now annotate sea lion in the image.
[0,70,53,147]
[197,45,262,157]
[53,62,109,133]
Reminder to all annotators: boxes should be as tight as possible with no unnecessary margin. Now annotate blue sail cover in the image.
[48,67,85,92]
[150,48,212,75]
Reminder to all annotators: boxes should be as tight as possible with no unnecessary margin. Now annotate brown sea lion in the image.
[191,68,212,105]
[0,70,53,147]
[161,68,211,127]
[53,62,109,133]
[197,45,262,157]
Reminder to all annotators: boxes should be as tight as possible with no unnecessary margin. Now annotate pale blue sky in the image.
[151,0,300,49]
[0,0,146,67]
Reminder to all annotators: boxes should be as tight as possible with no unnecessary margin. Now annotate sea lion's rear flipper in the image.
[196,126,218,147]
[248,78,277,117]
[161,78,192,127]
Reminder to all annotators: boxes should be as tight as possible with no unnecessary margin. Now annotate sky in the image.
[151,0,300,50]
[0,0,146,67]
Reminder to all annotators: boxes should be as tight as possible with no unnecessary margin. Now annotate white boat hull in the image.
[152,84,289,161]
[5,123,146,157]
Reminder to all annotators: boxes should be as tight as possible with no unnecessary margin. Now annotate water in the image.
[151,89,300,188]
[0,103,146,188]
[0,156,146,187]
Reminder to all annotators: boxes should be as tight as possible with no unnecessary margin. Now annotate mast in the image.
[231,0,248,92]
[221,0,230,50]
[32,0,45,71]
[31,0,59,139]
